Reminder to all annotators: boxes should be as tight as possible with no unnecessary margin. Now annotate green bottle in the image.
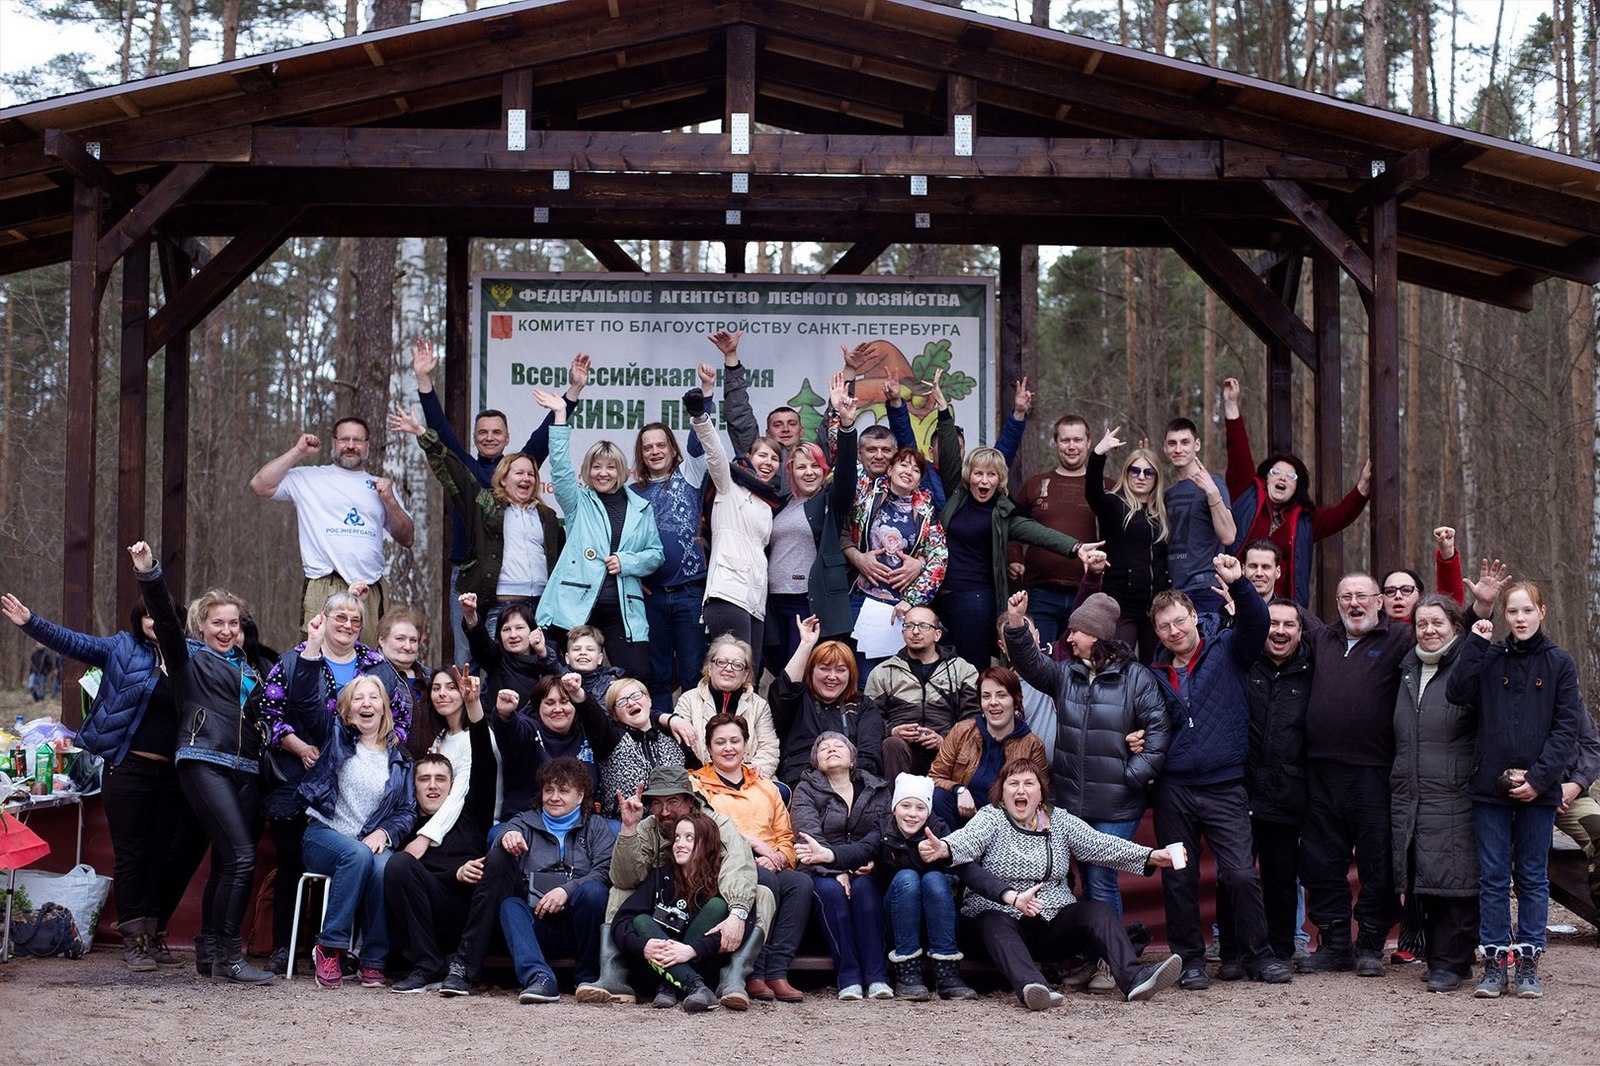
[34,741,52,795]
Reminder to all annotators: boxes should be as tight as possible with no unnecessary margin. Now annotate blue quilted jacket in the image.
[22,614,160,765]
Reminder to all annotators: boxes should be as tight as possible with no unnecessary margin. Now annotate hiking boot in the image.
[1216,960,1246,981]
[1514,946,1544,999]
[119,921,156,973]
[681,979,720,1013]
[266,947,290,977]
[1354,926,1387,977]
[1178,965,1210,991]
[891,955,931,1001]
[391,967,443,994]
[1248,960,1294,984]
[1297,925,1355,973]
[1126,954,1183,1002]
[932,957,976,1000]
[312,944,343,989]
[148,926,179,966]
[438,962,471,997]
[1473,948,1509,998]
[518,971,559,1004]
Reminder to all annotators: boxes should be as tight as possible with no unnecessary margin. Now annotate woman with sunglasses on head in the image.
[671,635,780,779]
[1220,378,1370,606]
[1085,426,1170,663]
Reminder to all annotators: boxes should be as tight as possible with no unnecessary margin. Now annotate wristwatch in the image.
[729,905,750,921]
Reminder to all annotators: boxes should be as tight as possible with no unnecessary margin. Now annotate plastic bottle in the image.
[34,740,53,795]
[9,715,25,779]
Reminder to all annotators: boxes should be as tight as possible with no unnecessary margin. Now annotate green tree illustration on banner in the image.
[788,378,827,442]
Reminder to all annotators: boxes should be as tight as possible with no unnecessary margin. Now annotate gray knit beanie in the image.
[1067,592,1121,643]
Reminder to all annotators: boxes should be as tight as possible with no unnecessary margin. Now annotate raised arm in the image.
[249,433,319,497]
[519,353,588,465]
[710,331,760,458]
[4,596,118,668]
[129,544,190,672]
[1001,591,1066,693]
[1309,460,1371,539]
[994,377,1032,467]
[411,338,476,469]
[1220,378,1256,499]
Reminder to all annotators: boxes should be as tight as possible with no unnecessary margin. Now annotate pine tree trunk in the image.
[221,0,240,61]
[1363,0,1389,105]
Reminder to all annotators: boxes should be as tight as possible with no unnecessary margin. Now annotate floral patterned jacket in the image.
[845,475,947,607]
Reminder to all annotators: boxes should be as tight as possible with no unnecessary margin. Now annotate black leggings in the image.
[587,599,654,686]
[101,754,208,930]
[178,761,261,943]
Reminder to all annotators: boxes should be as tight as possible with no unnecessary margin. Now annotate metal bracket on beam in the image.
[915,212,931,229]
[507,110,527,152]
[952,115,973,157]
[1369,160,1386,178]
[731,173,750,194]
[533,206,549,223]
[730,113,751,155]
[910,176,927,196]
[552,170,571,190]
[726,210,742,225]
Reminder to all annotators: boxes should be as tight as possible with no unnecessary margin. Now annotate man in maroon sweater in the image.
[1011,414,1101,644]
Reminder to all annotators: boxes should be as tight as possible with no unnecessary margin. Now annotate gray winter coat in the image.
[1390,640,1479,896]
[1003,624,1170,822]
[790,767,891,876]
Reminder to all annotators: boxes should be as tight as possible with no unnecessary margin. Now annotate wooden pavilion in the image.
[3,0,1600,670]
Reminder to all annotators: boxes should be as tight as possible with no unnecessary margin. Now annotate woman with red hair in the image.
[771,615,884,789]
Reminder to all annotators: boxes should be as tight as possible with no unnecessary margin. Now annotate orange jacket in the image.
[690,764,798,866]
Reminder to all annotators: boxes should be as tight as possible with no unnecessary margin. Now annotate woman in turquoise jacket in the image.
[532,386,665,687]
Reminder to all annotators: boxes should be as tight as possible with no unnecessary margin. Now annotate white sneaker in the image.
[1087,960,1117,992]
[837,983,864,1001]
[866,981,895,999]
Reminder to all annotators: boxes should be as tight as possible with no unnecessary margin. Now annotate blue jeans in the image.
[1081,818,1141,920]
[884,868,959,959]
[302,820,392,965]
[498,879,609,985]
[1025,585,1076,647]
[645,582,708,712]
[1474,801,1558,950]
[811,873,889,988]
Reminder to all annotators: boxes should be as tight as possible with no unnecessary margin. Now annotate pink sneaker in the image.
[313,944,343,989]
[359,965,387,988]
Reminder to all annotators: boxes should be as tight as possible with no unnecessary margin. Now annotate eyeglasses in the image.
[1336,592,1376,604]
[329,612,361,625]
[902,621,940,633]
[1127,466,1157,479]
[711,658,748,671]
[1154,617,1192,634]
[1268,468,1299,481]
[334,436,369,445]
[1381,584,1418,598]
[615,691,649,707]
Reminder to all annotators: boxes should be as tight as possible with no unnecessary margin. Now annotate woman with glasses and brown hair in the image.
[671,635,780,779]
[1085,426,1170,663]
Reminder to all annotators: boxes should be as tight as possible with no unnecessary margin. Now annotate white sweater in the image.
[692,416,772,619]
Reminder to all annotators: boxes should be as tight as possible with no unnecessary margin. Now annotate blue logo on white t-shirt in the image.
[343,508,366,527]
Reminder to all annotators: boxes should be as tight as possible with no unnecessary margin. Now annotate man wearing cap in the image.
[579,765,768,1009]
[1145,554,1292,990]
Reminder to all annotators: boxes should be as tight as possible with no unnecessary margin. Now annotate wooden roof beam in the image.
[98,162,213,275]
[1397,207,1600,285]
[826,238,891,274]
[43,129,120,189]
[144,204,300,355]
[1166,216,1316,365]
[580,238,645,271]
[1262,178,1373,292]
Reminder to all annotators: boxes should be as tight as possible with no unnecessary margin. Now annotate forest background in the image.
[2,0,1597,703]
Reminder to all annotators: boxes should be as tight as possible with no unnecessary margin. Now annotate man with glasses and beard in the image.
[864,607,979,782]
[250,416,414,633]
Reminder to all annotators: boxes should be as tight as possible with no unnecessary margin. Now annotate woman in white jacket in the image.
[672,635,782,779]
[683,370,783,657]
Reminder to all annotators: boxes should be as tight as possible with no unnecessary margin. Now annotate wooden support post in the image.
[725,23,756,127]
[501,69,534,124]
[1313,250,1344,619]
[946,74,976,129]
[116,238,151,623]
[1264,257,1301,454]
[442,236,471,663]
[998,243,1023,452]
[62,179,104,725]
[1367,197,1401,571]
[724,240,748,274]
[158,240,193,597]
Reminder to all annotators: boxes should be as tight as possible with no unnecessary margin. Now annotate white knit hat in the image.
[892,773,935,811]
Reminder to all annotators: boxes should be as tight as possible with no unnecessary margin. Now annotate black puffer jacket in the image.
[1003,624,1169,822]
[1244,643,1311,825]
[138,564,265,771]
[1390,639,1478,896]
[790,767,891,875]
[1446,630,1585,806]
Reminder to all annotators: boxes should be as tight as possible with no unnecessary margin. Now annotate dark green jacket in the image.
[419,430,564,601]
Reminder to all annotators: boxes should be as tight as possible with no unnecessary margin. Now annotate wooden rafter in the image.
[1166,216,1316,364]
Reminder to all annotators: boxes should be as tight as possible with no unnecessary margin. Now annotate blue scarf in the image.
[969,715,1032,802]
[541,806,582,859]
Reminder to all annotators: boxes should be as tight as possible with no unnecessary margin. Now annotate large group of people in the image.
[8,344,1592,1014]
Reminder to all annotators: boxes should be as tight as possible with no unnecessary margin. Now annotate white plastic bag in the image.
[11,864,111,952]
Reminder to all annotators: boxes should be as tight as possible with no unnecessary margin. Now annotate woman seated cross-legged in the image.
[612,810,732,1013]
[918,757,1184,1010]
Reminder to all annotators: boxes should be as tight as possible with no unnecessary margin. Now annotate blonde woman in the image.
[298,676,416,989]
[1085,427,1170,662]
[672,636,781,779]
[531,384,665,683]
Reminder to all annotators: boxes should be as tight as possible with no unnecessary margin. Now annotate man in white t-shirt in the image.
[249,417,415,631]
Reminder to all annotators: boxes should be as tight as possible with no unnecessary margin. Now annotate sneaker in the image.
[439,962,472,997]
[1204,939,1221,963]
[837,983,864,1001]
[1216,961,1246,982]
[518,972,560,1004]
[866,981,895,1000]
[1178,965,1211,991]
[266,947,290,977]
[1087,960,1118,992]
[359,965,387,988]
[1391,949,1421,965]
[312,944,343,990]
[1126,954,1183,1002]
[1248,960,1294,984]
[392,968,443,994]
[1021,982,1060,1011]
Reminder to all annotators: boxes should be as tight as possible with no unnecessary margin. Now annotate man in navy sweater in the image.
[1149,554,1292,990]
[412,339,586,661]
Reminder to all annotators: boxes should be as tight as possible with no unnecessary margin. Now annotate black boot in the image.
[1296,924,1354,973]
[194,934,214,978]
[890,953,931,1001]
[213,937,275,985]
[931,955,976,1000]
[1354,925,1386,977]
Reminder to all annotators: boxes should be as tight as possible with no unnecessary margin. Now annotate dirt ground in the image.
[7,911,1600,1066]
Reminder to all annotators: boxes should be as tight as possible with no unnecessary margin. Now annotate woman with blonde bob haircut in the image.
[298,675,416,989]
[673,635,780,778]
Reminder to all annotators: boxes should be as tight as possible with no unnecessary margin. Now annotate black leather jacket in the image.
[138,565,265,772]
